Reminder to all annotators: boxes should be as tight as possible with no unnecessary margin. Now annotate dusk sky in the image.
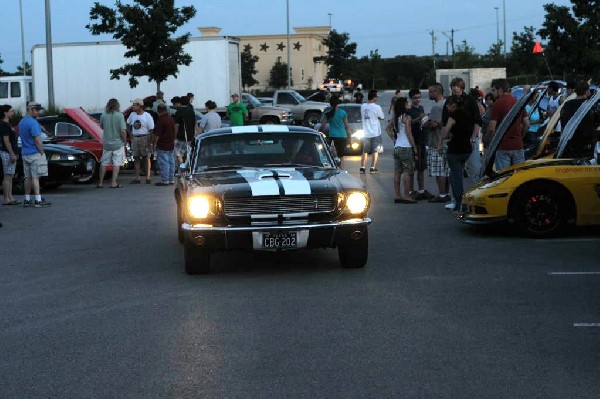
[2,0,573,73]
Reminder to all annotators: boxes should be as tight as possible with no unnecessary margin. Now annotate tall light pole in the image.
[494,6,500,45]
[45,0,55,108]
[19,0,26,77]
[503,0,507,59]
[328,13,332,28]
[286,0,291,89]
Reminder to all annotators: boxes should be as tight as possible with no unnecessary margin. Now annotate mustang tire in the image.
[511,182,567,237]
[338,229,368,269]
[184,242,211,274]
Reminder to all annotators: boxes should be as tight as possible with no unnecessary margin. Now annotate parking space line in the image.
[573,323,600,328]
[548,272,600,276]
[536,238,600,243]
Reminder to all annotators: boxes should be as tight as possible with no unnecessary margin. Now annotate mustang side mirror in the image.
[334,157,342,166]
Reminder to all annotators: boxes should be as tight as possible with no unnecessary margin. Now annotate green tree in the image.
[539,0,600,80]
[16,62,32,76]
[321,30,357,78]
[269,59,292,89]
[507,26,543,78]
[86,0,196,91]
[486,40,504,66]
[0,53,4,75]
[454,40,477,68]
[241,44,259,90]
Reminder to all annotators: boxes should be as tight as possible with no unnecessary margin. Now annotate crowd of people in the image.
[1,78,596,228]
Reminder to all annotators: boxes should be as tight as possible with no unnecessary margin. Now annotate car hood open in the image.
[63,107,104,143]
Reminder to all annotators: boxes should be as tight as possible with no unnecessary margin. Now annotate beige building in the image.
[198,26,330,91]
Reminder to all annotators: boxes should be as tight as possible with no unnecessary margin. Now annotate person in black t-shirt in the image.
[560,82,595,158]
[0,105,20,205]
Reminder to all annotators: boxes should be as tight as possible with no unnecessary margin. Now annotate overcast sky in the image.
[1,0,572,73]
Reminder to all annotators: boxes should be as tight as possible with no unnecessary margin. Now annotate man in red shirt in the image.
[152,103,176,186]
[485,79,530,170]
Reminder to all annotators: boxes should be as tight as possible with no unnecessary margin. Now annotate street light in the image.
[494,6,500,45]
[503,0,507,59]
[286,0,291,89]
[45,0,55,108]
[19,0,26,76]
[328,13,332,28]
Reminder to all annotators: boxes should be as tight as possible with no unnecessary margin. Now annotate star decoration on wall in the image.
[293,42,302,51]
[260,43,269,52]
[276,42,286,51]
[244,44,253,52]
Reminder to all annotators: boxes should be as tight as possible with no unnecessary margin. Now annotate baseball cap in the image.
[131,98,144,106]
[27,102,44,110]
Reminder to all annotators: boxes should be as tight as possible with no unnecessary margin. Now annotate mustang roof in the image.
[196,125,319,140]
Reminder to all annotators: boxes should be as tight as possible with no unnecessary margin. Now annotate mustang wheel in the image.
[511,183,566,236]
[184,241,211,274]
[338,229,369,268]
[177,205,184,244]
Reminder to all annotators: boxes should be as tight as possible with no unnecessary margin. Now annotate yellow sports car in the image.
[461,89,600,236]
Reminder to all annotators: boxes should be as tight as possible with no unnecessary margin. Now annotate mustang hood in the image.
[189,167,362,197]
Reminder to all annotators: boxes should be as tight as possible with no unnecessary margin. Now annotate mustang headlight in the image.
[189,196,211,219]
[346,192,369,214]
[352,129,365,140]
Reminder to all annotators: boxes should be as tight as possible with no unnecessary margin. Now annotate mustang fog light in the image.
[346,192,368,214]
[189,197,210,219]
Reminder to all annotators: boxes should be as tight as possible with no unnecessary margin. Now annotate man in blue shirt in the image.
[18,102,51,207]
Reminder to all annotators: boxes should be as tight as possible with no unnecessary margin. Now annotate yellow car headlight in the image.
[188,196,210,219]
[346,192,369,214]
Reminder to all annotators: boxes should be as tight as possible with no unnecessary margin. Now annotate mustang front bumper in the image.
[182,218,372,251]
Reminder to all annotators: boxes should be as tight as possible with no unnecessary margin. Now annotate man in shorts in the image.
[98,98,127,188]
[424,83,450,202]
[360,90,385,173]
[18,102,50,207]
[127,98,155,184]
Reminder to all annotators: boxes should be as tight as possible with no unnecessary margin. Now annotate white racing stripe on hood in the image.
[237,170,280,196]
[273,167,312,195]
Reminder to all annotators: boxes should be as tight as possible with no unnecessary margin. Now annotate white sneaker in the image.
[445,200,456,210]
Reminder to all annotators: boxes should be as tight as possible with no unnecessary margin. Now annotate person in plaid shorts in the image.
[424,84,450,203]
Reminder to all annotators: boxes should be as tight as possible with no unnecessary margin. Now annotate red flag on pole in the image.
[532,40,543,54]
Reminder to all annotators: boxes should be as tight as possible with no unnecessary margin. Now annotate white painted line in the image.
[548,272,600,276]
[573,323,600,328]
[535,238,600,243]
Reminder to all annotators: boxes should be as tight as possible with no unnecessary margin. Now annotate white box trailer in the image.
[31,36,241,112]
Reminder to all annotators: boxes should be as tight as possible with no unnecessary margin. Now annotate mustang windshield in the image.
[194,133,334,172]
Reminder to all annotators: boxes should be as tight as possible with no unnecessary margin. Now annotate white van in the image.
[0,76,33,113]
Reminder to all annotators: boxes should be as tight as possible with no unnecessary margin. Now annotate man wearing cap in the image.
[18,102,50,207]
[127,98,155,184]
[226,93,247,127]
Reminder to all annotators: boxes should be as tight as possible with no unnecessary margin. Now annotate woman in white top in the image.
[390,97,418,203]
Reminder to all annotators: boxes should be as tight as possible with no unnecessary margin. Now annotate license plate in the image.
[262,232,297,249]
[86,160,94,171]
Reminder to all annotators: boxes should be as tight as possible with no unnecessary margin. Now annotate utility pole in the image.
[494,7,500,45]
[503,0,507,59]
[428,29,437,77]
[328,13,332,28]
[286,0,291,89]
[19,0,26,77]
[45,0,55,109]
[442,29,455,68]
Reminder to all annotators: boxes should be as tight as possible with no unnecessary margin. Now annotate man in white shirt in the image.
[127,98,155,184]
[360,90,385,173]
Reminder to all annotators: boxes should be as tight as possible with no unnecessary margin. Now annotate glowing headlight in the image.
[346,192,368,214]
[188,197,210,218]
[352,129,365,140]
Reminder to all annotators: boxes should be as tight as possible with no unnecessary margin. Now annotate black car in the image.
[175,125,372,274]
[0,141,97,193]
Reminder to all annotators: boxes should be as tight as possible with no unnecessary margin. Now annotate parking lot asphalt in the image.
[1,126,600,398]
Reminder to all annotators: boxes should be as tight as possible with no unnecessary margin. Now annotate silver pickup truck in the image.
[241,93,294,125]
[271,90,329,127]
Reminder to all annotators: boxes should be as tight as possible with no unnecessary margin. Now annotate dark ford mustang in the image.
[175,125,372,274]
[1,142,97,192]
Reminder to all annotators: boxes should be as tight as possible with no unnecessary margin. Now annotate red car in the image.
[37,108,132,172]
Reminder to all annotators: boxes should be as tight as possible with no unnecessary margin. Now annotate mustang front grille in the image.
[224,195,336,217]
